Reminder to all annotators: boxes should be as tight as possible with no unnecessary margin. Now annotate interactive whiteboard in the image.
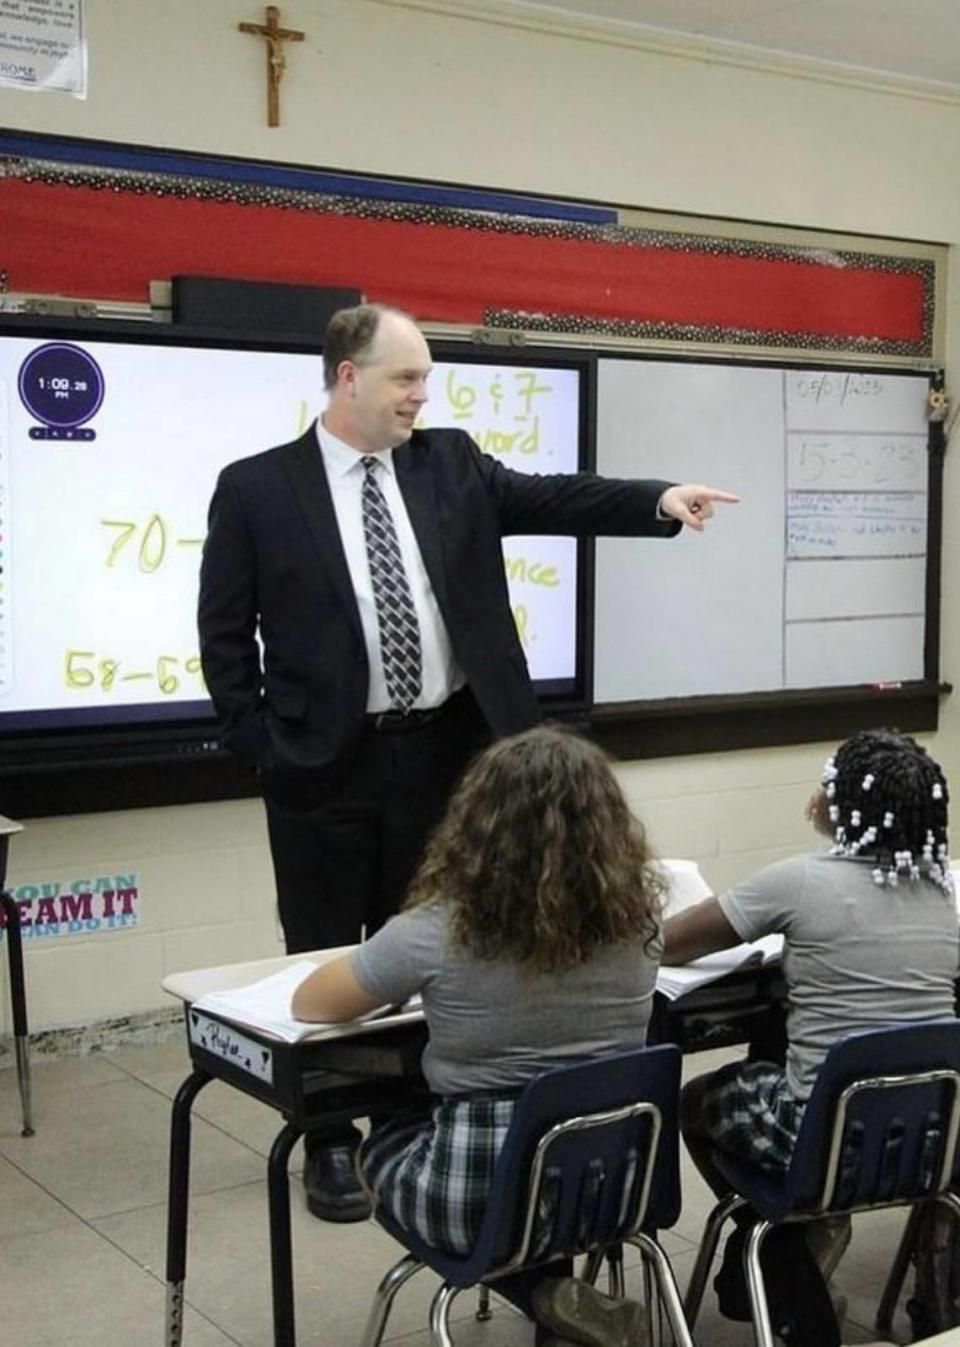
[594,360,931,702]
[0,331,583,734]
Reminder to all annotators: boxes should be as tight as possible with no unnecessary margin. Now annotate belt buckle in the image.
[372,703,442,731]
[373,708,406,731]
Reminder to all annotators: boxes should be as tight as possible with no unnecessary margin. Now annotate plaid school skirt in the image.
[698,1060,806,1171]
[359,1094,518,1256]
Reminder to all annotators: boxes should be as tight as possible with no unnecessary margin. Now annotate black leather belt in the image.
[366,703,449,733]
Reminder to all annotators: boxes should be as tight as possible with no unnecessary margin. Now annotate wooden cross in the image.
[239,6,304,128]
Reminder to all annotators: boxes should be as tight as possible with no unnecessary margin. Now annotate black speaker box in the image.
[171,276,362,336]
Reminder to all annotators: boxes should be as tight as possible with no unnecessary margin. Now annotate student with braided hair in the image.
[663,728,959,1347]
[822,727,950,887]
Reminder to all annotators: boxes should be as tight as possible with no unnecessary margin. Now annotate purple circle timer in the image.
[18,343,105,428]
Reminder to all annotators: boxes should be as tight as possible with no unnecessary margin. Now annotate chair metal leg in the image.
[641,1255,661,1347]
[875,1203,924,1333]
[475,1284,492,1321]
[429,1282,461,1347]
[360,1253,424,1347]
[683,1191,744,1326]
[744,1220,776,1347]
[631,1234,696,1347]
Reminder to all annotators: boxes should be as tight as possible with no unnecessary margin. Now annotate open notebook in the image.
[193,959,421,1044]
[656,858,784,1001]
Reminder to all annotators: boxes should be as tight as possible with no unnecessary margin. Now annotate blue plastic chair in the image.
[359,1044,695,1347]
[683,1021,960,1347]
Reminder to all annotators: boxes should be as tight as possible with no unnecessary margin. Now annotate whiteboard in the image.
[594,360,931,703]
[0,334,581,729]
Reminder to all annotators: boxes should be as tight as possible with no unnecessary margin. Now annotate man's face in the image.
[337,313,432,451]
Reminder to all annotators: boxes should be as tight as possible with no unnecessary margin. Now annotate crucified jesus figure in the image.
[239,6,305,127]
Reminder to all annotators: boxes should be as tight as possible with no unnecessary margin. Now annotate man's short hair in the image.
[322,303,414,390]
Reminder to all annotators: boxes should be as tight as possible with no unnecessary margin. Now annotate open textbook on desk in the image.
[655,935,784,1001]
[655,858,784,1002]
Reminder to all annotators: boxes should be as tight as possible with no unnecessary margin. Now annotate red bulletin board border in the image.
[0,150,936,359]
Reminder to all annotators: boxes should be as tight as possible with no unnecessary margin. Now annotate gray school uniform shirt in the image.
[351,902,660,1095]
[719,852,960,1100]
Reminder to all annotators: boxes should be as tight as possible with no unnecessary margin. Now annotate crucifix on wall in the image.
[239,6,305,127]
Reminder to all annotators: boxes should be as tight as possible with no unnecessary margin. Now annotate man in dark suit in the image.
[198,303,736,1220]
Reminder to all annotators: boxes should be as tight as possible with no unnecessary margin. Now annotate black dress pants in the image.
[264,689,489,1147]
[265,688,488,951]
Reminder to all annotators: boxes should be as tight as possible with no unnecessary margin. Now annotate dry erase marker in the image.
[870,681,903,690]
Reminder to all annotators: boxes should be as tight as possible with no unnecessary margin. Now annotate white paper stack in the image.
[193,960,421,1043]
[193,960,338,1042]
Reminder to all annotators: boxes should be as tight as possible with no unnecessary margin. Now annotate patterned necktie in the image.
[360,455,423,712]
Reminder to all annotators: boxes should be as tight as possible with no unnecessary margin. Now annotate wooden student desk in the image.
[162,950,786,1347]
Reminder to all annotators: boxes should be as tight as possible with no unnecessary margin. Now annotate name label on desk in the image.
[189,1011,274,1084]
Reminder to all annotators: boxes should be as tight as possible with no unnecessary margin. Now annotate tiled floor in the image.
[0,1041,920,1346]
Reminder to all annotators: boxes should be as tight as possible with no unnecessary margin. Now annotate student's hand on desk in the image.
[659,484,741,532]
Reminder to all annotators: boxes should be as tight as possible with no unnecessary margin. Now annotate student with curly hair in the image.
[663,728,959,1347]
[292,724,664,1345]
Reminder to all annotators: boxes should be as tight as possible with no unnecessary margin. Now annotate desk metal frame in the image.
[0,825,32,1137]
[165,1014,427,1347]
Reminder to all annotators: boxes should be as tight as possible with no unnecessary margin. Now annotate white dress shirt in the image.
[315,421,464,713]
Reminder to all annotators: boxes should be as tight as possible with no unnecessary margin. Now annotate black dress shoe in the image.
[303,1142,372,1222]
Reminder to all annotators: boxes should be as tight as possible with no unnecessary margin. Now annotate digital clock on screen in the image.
[18,343,105,439]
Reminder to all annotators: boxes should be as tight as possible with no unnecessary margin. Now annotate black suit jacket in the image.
[198,424,678,800]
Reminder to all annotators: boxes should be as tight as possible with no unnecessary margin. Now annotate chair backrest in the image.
[784,1020,960,1218]
[465,1044,682,1276]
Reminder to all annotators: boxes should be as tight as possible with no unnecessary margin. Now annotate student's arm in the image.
[291,953,387,1023]
[662,897,741,966]
[292,909,435,1022]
